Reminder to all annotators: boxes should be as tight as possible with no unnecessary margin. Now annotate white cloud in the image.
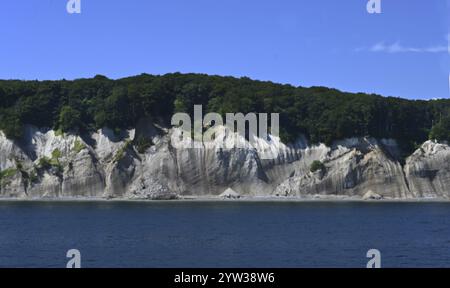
[355,35,450,54]
[366,42,447,54]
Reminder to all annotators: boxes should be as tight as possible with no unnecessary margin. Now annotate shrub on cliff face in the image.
[135,135,154,154]
[113,139,133,162]
[37,153,63,174]
[38,157,52,170]
[0,168,17,180]
[310,160,325,173]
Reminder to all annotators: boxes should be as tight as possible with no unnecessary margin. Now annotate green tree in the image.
[0,111,23,139]
[59,105,82,132]
[430,116,450,142]
[104,86,129,131]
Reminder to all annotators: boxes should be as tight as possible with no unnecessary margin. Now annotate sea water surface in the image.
[0,201,450,268]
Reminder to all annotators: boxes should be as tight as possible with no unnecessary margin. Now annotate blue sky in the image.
[0,0,448,99]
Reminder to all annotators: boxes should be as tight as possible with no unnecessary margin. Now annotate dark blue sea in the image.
[1,201,450,268]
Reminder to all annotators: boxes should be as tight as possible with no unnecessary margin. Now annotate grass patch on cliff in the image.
[51,149,62,160]
[0,168,17,179]
[0,168,18,187]
[54,129,64,137]
[113,139,132,162]
[73,139,86,154]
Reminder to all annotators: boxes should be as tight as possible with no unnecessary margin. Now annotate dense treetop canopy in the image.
[0,73,449,155]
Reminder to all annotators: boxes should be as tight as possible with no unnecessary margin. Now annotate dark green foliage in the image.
[135,135,154,154]
[310,160,325,173]
[430,116,450,142]
[0,73,449,157]
[0,111,23,139]
[59,105,82,132]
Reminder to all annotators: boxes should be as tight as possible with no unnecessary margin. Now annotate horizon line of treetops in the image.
[0,73,449,157]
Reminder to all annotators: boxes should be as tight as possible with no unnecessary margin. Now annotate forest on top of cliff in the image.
[0,73,449,155]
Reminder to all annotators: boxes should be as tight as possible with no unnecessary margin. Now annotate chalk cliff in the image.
[0,123,449,199]
[404,141,450,198]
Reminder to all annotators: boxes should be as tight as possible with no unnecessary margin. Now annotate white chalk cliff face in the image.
[0,122,449,199]
[404,141,450,198]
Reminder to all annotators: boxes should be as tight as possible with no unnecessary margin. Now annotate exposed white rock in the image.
[0,170,27,198]
[62,149,105,197]
[274,138,410,198]
[1,123,449,200]
[28,172,61,198]
[404,141,450,199]
[220,188,241,199]
[362,190,383,200]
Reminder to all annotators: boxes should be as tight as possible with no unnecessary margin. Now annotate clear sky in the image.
[0,0,448,99]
